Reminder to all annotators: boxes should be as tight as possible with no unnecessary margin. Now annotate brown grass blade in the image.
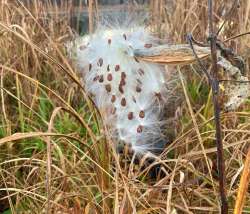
[233,146,250,214]
[178,68,218,199]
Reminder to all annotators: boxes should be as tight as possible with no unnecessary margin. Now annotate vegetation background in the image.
[0,0,250,213]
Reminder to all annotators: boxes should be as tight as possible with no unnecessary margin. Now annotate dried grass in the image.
[0,0,250,213]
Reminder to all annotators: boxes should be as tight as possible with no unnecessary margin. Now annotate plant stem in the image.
[208,0,228,213]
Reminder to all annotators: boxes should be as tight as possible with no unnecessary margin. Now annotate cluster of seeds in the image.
[74,27,168,153]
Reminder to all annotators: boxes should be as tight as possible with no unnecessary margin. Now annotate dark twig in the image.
[208,0,228,213]
[186,34,211,82]
[188,34,209,47]
[223,31,250,42]
[187,1,229,212]
[187,33,229,213]
[219,79,250,83]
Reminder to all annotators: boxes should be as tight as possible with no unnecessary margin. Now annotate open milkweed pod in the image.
[68,14,181,155]
[133,44,211,65]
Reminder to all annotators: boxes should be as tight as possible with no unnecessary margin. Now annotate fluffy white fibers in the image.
[70,15,172,154]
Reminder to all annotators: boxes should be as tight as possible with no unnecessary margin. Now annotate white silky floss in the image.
[71,22,171,154]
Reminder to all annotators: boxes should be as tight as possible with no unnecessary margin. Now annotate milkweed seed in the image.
[89,64,92,71]
[144,43,152,48]
[138,68,144,75]
[105,84,111,93]
[121,98,126,106]
[99,75,104,83]
[137,79,142,84]
[136,86,142,93]
[121,72,126,79]
[123,33,127,40]
[93,75,99,81]
[98,58,103,66]
[137,125,143,133]
[132,96,136,103]
[119,84,124,93]
[139,110,145,118]
[111,95,116,103]
[120,79,126,86]
[107,73,112,81]
[128,112,133,120]
[107,64,110,71]
[115,65,120,71]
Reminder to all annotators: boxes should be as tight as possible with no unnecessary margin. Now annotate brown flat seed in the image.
[98,58,103,66]
[121,98,126,106]
[93,75,99,81]
[120,79,126,86]
[119,84,124,93]
[115,65,120,71]
[139,110,145,118]
[138,68,144,75]
[108,39,111,44]
[137,125,143,133]
[137,79,142,84]
[136,86,142,93]
[105,84,111,92]
[99,75,104,83]
[121,72,126,79]
[144,43,152,48]
[107,64,110,71]
[111,95,116,103]
[107,73,112,81]
[128,112,133,120]
[132,96,136,103]
[123,34,127,40]
[89,64,92,71]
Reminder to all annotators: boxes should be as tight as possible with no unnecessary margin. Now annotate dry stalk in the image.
[208,0,228,213]
[233,146,250,214]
